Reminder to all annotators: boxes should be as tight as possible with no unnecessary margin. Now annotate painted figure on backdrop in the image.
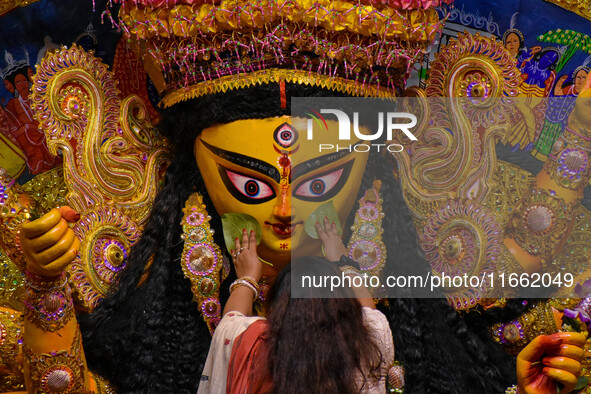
[530,65,590,159]
[36,36,60,65]
[503,30,525,60]
[502,13,526,61]
[76,23,98,53]
[518,47,560,97]
[554,65,590,97]
[2,51,60,174]
[507,46,561,150]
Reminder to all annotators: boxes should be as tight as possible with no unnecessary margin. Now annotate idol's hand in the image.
[517,332,587,394]
[19,206,80,278]
[316,216,347,262]
[232,229,262,282]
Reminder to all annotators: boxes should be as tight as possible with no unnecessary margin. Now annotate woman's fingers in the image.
[233,229,255,258]
[323,216,334,235]
[249,230,256,248]
[315,221,327,240]
[231,229,262,281]
[317,217,339,240]
[242,229,249,249]
[331,221,338,234]
[233,236,241,255]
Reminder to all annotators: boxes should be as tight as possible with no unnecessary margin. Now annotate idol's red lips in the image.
[264,221,303,237]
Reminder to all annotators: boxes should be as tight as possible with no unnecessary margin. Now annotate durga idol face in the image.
[194,116,369,275]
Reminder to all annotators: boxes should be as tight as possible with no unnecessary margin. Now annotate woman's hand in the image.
[224,229,262,316]
[232,229,262,282]
[19,206,80,277]
[315,216,347,262]
[517,331,587,394]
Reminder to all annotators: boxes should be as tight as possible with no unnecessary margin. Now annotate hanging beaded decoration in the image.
[180,192,224,334]
[346,180,386,279]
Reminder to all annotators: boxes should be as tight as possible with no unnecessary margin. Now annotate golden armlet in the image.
[544,125,591,191]
[505,188,575,273]
[23,272,74,332]
[23,329,87,393]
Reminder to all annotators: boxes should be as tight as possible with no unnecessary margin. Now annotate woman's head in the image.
[267,256,359,302]
[258,257,382,394]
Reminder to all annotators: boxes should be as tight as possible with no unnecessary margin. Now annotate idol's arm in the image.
[504,73,591,274]
[19,207,105,393]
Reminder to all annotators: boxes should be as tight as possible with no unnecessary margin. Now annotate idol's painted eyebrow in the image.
[291,145,357,181]
[200,139,281,183]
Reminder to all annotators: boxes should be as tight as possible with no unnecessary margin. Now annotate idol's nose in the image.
[272,182,294,222]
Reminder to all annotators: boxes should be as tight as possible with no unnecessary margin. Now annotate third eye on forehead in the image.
[274,123,298,149]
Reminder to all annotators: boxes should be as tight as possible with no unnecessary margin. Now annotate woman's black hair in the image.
[80,83,525,393]
[252,257,382,394]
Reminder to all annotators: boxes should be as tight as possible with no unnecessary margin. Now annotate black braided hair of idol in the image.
[80,83,529,393]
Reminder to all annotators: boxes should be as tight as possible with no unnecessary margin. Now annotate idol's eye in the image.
[295,170,342,197]
[218,166,276,204]
[293,160,354,202]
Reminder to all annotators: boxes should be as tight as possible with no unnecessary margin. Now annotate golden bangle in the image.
[238,276,261,293]
[230,279,258,299]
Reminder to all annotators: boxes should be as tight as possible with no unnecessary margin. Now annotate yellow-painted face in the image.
[194,116,369,275]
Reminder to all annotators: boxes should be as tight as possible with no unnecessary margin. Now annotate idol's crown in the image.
[116,0,450,106]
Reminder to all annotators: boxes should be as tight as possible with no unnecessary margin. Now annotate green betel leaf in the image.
[574,376,590,391]
[304,201,342,239]
[221,213,262,253]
